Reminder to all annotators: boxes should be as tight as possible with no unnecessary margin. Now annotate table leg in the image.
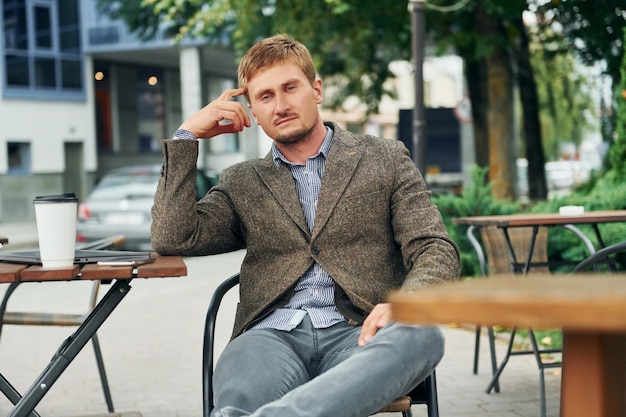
[0,374,39,417]
[560,331,626,417]
[0,282,21,338]
[7,279,133,417]
[591,224,606,249]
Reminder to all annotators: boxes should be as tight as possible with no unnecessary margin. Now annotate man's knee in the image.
[382,324,445,365]
[212,331,308,411]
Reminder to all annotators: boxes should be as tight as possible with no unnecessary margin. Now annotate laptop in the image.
[0,249,153,265]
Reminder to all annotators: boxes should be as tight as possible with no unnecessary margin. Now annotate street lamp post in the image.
[408,0,426,175]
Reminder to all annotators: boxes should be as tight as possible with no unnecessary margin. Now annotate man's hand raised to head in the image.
[179,88,251,139]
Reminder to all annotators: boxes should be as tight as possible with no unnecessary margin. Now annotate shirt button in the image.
[311,246,320,256]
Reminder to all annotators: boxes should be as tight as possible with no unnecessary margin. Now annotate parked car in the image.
[76,165,218,251]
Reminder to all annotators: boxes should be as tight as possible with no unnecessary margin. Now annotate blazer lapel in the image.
[313,129,363,236]
[254,154,310,235]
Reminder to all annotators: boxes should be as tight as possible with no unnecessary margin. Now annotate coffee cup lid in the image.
[33,192,78,204]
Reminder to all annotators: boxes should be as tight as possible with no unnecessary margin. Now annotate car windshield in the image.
[90,172,159,201]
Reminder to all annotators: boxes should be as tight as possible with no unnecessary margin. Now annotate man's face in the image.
[246,63,323,144]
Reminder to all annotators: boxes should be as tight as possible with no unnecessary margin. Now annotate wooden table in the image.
[454,210,626,273]
[389,274,626,417]
[453,210,626,229]
[453,210,626,416]
[0,255,187,417]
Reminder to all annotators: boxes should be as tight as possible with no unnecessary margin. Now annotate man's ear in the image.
[248,103,260,125]
[314,78,323,104]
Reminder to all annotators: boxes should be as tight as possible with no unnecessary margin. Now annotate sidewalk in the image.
[0,245,561,417]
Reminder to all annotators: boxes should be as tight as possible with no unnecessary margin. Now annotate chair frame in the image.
[0,235,125,414]
[467,224,598,417]
[202,273,439,417]
[573,240,626,273]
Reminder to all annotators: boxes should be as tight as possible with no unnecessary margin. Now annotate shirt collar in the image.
[272,126,334,167]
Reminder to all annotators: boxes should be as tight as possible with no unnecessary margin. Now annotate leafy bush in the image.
[607,27,626,181]
[433,166,519,277]
[528,175,626,271]
[434,165,626,276]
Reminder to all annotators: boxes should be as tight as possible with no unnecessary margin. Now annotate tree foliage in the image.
[98,0,412,114]
[608,28,626,182]
[433,165,519,276]
[534,0,625,90]
[427,0,546,199]
[528,27,594,159]
[533,1,626,141]
[97,0,624,201]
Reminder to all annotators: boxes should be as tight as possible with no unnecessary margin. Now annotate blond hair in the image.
[238,34,317,99]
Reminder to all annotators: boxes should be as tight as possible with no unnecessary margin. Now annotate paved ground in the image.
[0,222,561,417]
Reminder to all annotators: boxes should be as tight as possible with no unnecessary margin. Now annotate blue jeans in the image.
[211,314,444,417]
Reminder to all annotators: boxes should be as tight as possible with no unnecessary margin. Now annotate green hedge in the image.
[433,166,626,277]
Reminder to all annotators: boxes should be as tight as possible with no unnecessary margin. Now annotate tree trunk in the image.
[486,52,515,200]
[476,7,516,200]
[464,58,489,170]
[513,15,548,200]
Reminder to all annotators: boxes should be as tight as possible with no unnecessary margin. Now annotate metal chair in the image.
[573,240,626,272]
[477,226,563,417]
[202,273,439,417]
[470,226,550,384]
[0,235,125,414]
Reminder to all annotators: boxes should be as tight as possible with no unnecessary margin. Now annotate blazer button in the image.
[311,246,320,256]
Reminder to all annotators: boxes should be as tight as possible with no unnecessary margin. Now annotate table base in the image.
[561,332,626,417]
[3,279,133,417]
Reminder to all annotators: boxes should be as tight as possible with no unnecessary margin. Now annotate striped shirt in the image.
[252,127,347,331]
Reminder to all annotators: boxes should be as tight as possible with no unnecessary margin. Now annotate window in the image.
[58,0,80,53]
[3,1,28,50]
[7,142,31,175]
[34,56,55,87]
[2,0,83,99]
[34,5,52,49]
[5,55,29,86]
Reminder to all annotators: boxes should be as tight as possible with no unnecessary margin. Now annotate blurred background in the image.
[0,1,624,237]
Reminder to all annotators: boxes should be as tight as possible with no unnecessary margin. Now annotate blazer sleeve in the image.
[388,140,461,290]
[151,139,244,256]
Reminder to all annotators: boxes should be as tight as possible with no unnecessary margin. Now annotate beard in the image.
[272,118,316,145]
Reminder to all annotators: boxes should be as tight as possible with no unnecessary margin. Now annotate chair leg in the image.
[486,327,518,394]
[486,327,500,393]
[91,334,114,412]
[528,329,553,417]
[538,368,547,417]
[473,326,481,374]
[474,325,501,393]
[401,408,412,417]
[427,373,439,417]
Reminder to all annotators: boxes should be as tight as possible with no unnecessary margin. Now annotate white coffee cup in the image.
[33,193,79,268]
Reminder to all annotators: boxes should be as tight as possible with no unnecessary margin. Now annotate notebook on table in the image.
[0,249,154,265]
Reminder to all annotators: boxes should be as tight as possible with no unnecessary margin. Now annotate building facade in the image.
[1,0,259,223]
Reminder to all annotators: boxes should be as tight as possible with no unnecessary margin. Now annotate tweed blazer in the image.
[152,122,460,338]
